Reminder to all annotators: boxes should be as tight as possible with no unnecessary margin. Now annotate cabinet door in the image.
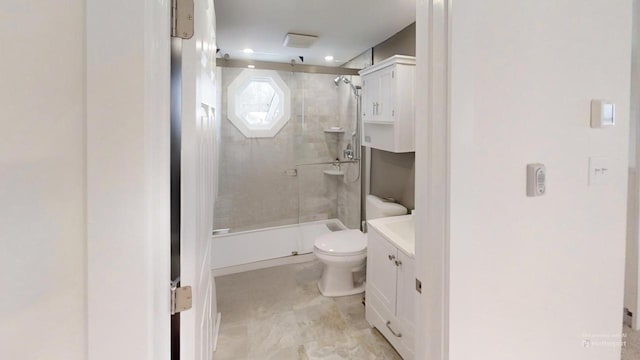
[377,66,394,123]
[363,73,380,122]
[395,251,415,352]
[366,229,398,313]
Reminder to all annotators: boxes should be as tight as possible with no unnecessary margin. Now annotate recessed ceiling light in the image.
[324,55,334,62]
[247,65,255,69]
[243,48,254,54]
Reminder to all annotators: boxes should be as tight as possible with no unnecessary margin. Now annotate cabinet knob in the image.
[394,259,402,267]
[388,254,396,261]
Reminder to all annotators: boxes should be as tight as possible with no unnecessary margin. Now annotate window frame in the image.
[227,69,291,138]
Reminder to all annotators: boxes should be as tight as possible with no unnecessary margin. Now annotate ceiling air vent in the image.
[283,33,318,49]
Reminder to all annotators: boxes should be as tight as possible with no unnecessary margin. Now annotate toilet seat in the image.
[313,230,367,256]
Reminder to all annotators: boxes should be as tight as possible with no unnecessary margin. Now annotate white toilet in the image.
[314,195,408,297]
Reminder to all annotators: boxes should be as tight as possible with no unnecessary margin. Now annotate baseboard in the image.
[212,253,316,277]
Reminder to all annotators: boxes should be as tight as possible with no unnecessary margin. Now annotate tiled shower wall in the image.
[214,67,361,233]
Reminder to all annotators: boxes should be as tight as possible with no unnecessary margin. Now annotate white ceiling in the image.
[214,0,416,67]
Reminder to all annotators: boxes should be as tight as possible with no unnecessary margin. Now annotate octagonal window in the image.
[227,69,291,138]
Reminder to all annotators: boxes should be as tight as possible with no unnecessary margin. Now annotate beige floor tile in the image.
[213,322,250,360]
[293,281,335,310]
[248,345,308,360]
[348,328,403,360]
[622,325,640,360]
[215,260,400,360]
[251,286,298,318]
[294,302,350,345]
[216,296,253,325]
[247,311,302,357]
[303,335,376,360]
[293,261,325,284]
[334,295,370,331]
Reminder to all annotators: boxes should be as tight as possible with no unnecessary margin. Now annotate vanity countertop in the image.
[367,214,415,258]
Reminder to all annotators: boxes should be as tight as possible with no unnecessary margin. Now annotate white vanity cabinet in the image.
[359,55,416,153]
[366,224,415,359]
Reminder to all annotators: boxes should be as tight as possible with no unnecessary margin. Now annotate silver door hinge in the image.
[624,308,633,327]
[415,278,422,294]
[171,281,193,315]
[171,0,194,39]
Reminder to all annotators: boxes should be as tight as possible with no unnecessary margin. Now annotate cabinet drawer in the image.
[366,291,408,359]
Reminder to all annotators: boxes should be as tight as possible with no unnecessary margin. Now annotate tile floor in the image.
[622,325,640,360]
[214,260,402,360]
[214,259,640,360]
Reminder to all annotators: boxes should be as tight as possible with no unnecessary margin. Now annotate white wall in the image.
[626,0,640,330]
[86,0,171,359]
[447,1,631,359]
[0,1,87,358]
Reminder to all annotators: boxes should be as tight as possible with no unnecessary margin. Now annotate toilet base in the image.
[317,280,365,297]
[316,263,366,297]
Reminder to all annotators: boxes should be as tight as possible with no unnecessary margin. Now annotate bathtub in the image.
[211,219,347,275]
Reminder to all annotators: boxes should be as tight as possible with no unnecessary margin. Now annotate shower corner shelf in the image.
[323,169,345,176]
[324,128,345,134]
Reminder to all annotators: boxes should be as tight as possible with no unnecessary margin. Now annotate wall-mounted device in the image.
[526,163,546,197]
[590,100,615,128]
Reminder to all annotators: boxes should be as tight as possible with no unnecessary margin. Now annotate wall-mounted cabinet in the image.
[366,221,415,359]
[359,55,416,153]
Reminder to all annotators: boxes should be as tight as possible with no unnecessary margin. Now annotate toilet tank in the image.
[365,194,408,220]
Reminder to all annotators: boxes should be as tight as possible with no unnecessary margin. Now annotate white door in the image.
[179,0,218,359]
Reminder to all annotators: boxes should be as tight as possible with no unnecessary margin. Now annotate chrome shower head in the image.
[333,75,360,95]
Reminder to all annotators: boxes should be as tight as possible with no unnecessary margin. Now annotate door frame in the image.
[170,36,184,360]
[414,0,451,359]
[628,0,640,332]
[86,0,173,358]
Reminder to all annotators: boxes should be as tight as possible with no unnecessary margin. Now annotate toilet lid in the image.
[314,230,367,255]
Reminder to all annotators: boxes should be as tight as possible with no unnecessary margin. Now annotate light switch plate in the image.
[590,100,615,128]
[589,157,610,186]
